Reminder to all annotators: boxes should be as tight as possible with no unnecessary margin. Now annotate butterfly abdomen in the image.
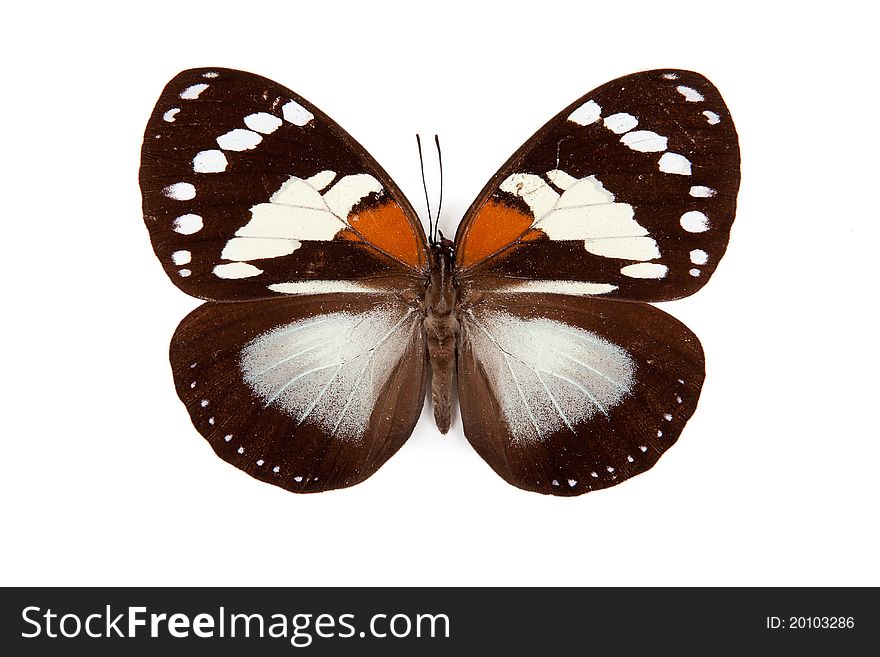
[425,244,459,433]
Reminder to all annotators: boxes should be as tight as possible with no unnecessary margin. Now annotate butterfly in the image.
[139,68,739,496]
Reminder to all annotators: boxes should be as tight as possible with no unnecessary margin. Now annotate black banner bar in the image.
[1,587,874,655]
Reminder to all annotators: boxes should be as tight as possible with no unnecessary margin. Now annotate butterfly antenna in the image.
[416,134,435,245]
[434,135,444,245]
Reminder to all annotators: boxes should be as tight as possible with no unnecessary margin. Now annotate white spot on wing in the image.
[585,236,660,261]
[173,214,203,234]
[658,152,692,175]
[680,210,710,233]
[216,129,262,151]
[202,71,219,78]
[244,112,283,134]
[193,149,228,173]
[676,85,704,102]
[500,174,560,219]
[620,130,668,153]
[178,269,191,277]
[164,182,195,200]
[180,84,209,99]
[163,108,180,122]
[238,177,341,242]
[171,250,191,265]
[545,169,578,190]
[282,99,314,126]
[306,170,336,191]
[702,110,720,125]
[323,174,384,219]
[240,305,417,441]
[464,308,636,443]
[221,237,301,261]
[213,262,263,279]
[620,263,668,279]
[568,100,601,125]
[531,175,646,243]
[494,280,618,296]
[662,72,679,80]
[268,281,385,295]
[689,185,716,198]
[690,249,709,265]
[603,113,638,134]
[229,173,383,255]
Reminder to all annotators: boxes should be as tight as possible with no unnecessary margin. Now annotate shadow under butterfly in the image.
[139,68,740,496]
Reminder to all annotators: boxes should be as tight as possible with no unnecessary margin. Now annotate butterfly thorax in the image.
[424,240,459,434]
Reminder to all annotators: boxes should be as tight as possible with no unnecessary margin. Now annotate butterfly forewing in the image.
[455,69,739,303]
[140,68,428,303]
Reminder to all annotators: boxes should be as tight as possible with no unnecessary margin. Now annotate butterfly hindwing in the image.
[171,293,427,493]
[455,69,739,302]
[456,293,704,495]
[140,68,429,303]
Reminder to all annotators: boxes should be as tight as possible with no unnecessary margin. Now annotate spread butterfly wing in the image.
[457,294,703,495]
[453,69,738,495]
[455,69,739,302]
[140,68,428,302]
[172,293,426,493]
[141,68,431,492]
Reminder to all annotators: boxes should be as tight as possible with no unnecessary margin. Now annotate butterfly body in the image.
[423,240,460,434]
[140,68,739,495]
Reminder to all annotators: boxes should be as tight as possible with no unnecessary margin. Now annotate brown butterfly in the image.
[139,68,739,496]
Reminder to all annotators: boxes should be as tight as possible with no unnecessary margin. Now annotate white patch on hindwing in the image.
[464,309,636,443]
[239,305,416,441]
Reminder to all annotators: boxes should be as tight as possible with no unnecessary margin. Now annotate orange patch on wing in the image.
[458,200,540,268]
[343,201,422,268]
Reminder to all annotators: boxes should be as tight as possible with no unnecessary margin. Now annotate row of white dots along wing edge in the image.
[566,71,722,279]
[191,364,687,490]
[189,363,318,485]
[549,379,687,490]
[158,71,314,279]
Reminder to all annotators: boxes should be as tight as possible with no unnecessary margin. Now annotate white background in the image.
[3,1,877,587]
